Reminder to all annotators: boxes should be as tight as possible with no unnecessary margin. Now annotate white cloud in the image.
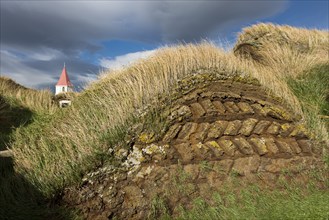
[74,73,98,90]
[0,50,55,88]
[29,47,64,61]
[99,50,156,70]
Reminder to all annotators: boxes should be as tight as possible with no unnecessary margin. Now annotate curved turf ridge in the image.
[60,75,325,219]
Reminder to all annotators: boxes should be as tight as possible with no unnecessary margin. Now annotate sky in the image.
[0,0,328,91]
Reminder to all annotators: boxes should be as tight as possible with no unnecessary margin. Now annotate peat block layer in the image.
[61,77,325,220]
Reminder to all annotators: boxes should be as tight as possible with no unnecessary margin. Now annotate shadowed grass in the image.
[0,95,33,149]
[0,78,73,219]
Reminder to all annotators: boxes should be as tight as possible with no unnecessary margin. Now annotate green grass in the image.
[0,78,71,219]
[149,196,171,220]
[151,178,329,220]
[174,187,329,220]
[0,166,76,220]
[0,95,33,149]
[9,42,328,202]
[287,63,329,141]
[150,158,329,220]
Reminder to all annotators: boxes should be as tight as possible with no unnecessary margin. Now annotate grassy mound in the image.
[0,77,65,219]
[3,23,329,219]
[234,23,328,73]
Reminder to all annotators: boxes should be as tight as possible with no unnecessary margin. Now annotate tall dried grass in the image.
[234,23,329,141]
[234,23,328,71]
[0,77,57,114]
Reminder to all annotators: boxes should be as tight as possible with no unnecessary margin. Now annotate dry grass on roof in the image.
[67,43,250,144]
[87,42,302,107]
[234,23,329,78]
[233,23,328,143]
[86,42,303,116]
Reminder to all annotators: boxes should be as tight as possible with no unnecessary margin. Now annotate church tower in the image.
[55,63,73,95]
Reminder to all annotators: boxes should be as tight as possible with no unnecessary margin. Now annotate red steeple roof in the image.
[56,64,73,86]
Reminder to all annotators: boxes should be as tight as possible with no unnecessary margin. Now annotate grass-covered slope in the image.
[0,77,55,148]
[0,76,56,114]
[4,23,329,219]
[0,77,64,219]
[0,94,32,150]
[0,76,58,150]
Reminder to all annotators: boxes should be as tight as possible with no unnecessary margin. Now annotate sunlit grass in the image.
[174,185,329,220]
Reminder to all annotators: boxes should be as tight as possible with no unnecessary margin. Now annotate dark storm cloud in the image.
[0,0,287,88]
[1,2,101,54]
[2,1,287,47]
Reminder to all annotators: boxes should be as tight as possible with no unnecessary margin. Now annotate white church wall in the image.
[55,85,68,95]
